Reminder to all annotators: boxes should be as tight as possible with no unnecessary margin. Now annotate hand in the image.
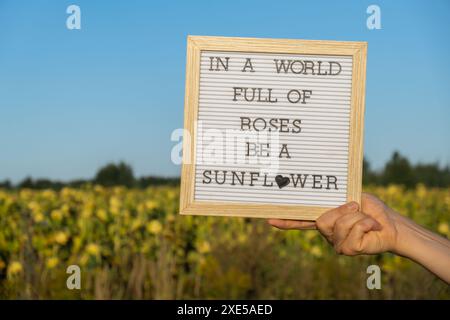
[268,193,400,255]
[268,192,450,283]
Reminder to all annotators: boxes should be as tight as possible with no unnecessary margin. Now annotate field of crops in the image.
[0,185,449,299]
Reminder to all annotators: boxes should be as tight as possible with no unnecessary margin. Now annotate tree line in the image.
[0,151,449,190]
[363,151,450,188]
[0,162,179,190]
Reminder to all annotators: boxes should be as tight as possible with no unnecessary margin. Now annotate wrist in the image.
[390,211,424,258]
[390,211,450,284]
[391,211,448,260]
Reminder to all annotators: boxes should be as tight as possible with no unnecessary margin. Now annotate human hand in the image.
[268,192,450,283]
[268,193,400,255]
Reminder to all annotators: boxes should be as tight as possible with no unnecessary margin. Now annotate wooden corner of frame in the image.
[351,42,367,57]
[179,200,188,215]
[359,42,368,55]
[178,185,193,215]
[187,35,201,48]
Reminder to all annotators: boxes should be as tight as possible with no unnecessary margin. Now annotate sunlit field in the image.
[0,185,449,299]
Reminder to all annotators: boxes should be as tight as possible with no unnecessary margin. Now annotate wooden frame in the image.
[180,35,367,220]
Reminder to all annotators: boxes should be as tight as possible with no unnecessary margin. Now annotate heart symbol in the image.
[275,175,290,189]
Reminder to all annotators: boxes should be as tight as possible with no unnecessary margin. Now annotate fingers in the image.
[267,199,384,256]
[267,201,359,232]
[336,217,382,255]
[333,211,368,246]
[316,201,359,239]
[267,219,317,230]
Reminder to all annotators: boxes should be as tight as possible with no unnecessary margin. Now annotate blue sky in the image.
[0,0,449,183]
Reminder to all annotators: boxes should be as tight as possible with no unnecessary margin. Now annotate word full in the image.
[233,87,277,103]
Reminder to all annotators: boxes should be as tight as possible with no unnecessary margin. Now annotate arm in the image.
[268,193,450,284]
[393,212,450,284]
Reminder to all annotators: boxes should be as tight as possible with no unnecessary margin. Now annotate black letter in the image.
[326,175,338,190]
[279,144,291,158]
[240,116,251,130]
[231,171,245,185]
[260,143,270,157]
[246,142,257,156]
[279,119,289,133]
[233,87,243,101]
[317,61,328,75]
[269,118,279,131]
[290,174,308,187]
[241,58,255,72]
[263,174,273,187]
[301,90,312,104]
[287,89,301,104]
[214,170,227,184]
[273,59,291,73]
[312,175,323,189]
[253,118,267,132]
[290,60,304,74]
[292,119,302,133]
[202,170,212,184]
[329,61,342,75]
[303,60,315,75]
[249,172,260,186]
[244,88,256,102]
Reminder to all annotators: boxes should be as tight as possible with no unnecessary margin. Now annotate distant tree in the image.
[17,177,66,190]
[68,179,89,188]
[18,177,34,189]
[0,180,12,189]
[362,157,379,185]
[382,151,415,188]
[138,176,180,188]
[7,154,449,190]
[414,163,450,188]
[34,179,64,190]
[94,162,135,187]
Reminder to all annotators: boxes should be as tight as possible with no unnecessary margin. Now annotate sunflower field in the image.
[0,185,449,299]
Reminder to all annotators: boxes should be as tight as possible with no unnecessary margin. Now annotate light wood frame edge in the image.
[180,35,367,220]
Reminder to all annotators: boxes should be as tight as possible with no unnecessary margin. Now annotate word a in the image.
[367,5,382,30]
[66,265,81,289]
[66,4,81,30]
[366,265,381,289]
